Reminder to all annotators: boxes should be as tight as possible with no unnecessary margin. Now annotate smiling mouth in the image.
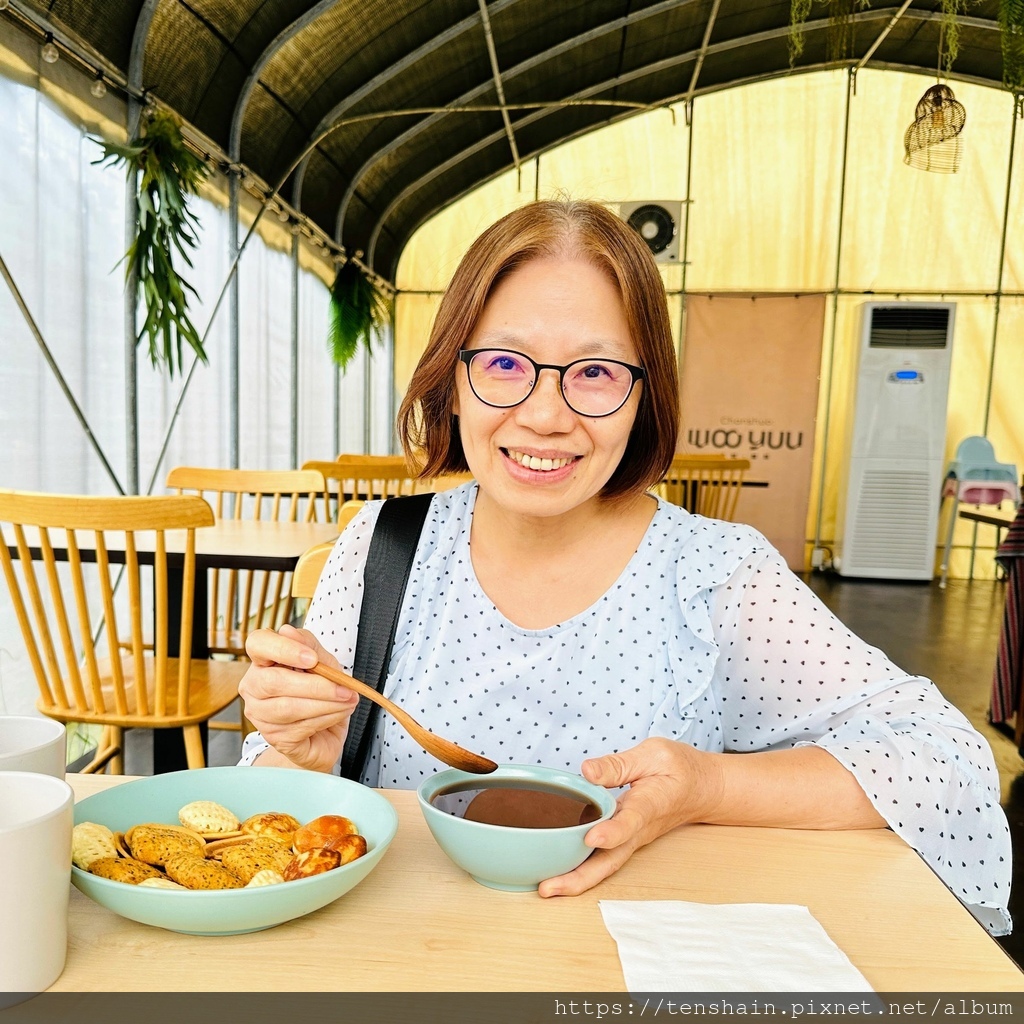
[502,448,580,472]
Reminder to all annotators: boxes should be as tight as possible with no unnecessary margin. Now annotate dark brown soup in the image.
[430,779,602,829]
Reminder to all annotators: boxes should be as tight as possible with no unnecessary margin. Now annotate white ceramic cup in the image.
[0,716,66,778]
[0,771,74,993]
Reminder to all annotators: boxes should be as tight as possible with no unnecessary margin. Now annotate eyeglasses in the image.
[458,349,646,418]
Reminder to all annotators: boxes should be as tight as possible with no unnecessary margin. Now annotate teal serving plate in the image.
[417,763,615,891]
[72,766,398,935]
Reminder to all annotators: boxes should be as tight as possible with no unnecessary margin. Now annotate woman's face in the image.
[454,256,642,520]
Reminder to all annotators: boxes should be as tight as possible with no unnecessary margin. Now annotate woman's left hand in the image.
[538,737,724,897]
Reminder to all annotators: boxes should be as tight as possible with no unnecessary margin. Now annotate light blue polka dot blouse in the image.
[242,483,1011,935]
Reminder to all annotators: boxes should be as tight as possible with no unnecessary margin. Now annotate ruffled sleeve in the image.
[703,540,1011,935]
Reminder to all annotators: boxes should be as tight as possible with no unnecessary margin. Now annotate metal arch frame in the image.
[336,0,700,252]
[286,0,527,228]
[381,50,1004,280]
[228,0,342,163]
[683,0,723,107]
[365,6,1001,269]
[124,0,161,494]
[478,0,520,170]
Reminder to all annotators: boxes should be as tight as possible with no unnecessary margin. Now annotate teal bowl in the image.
[72,766,397,935]
[416,764,615,891]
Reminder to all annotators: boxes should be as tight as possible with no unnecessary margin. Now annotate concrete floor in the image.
[123,572,1024,966]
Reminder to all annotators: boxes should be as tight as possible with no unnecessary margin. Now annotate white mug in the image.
[0,771,74,993]
[0,716,66,778]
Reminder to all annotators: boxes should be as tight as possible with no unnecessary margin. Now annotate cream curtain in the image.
[395,68,1023,580]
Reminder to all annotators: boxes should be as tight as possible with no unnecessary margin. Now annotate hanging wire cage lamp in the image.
[903,84,966,173]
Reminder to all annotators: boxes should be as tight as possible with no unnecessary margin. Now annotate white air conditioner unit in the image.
[833,302,955,580]
[618,201,681,262]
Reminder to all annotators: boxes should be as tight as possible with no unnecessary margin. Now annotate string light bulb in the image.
[41,33,59,64]
[90,72,106,98]
[0,0,12,11]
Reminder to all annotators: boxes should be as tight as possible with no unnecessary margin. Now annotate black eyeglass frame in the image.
[457,348,647,419]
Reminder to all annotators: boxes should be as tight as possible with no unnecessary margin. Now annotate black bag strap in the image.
[338,491,434,781]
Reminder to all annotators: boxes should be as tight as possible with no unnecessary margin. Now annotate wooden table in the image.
[54,774,1023,993]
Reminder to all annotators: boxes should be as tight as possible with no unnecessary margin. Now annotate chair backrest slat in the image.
[39,528,86,711]
[164,467,324,652]
[17,526,67,710]
[178,528,197,715]
[0,527,53,706]
[94,532,129,717]
[154,532,168,717]
[66,532,104,712]
[661,456,751,522]
[124,533,149,717]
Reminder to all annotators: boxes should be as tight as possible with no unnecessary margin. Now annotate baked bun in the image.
[240,811,301,846]
[293,815,358,853]
[283,848,341,880]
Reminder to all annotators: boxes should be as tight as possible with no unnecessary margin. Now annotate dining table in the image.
[48,773,1023,996]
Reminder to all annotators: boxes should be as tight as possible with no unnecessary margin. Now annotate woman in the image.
[240,199,1010,934]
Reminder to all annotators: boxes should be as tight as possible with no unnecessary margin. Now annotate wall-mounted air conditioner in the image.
[833,302,955,580]
[618,201,681,262]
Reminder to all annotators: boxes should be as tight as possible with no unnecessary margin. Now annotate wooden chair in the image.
[659,455,751,521]
[0,490,245,773]
[291,542,338,604]
[165,466,326,658]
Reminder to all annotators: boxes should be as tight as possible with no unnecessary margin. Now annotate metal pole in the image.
[228,171,241,469]
[363,334,372,453]
[968,96,1019,579]
[290,230,300,469]
[333,364,341,458]
[124,97,142,494]
[811,68,855,560]
[0,249,125,494]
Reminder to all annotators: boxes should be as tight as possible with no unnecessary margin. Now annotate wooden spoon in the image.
[310,662,498,775]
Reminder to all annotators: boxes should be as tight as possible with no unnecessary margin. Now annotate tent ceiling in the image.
[13,0,1012,279]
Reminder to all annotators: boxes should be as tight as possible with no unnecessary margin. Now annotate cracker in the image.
[127,824,205,867]
[88,856,164,884]
[178,800,240,835]
[220,838,293,885]
[72,821,118,870]
[164,853,244,890]
[246,869,285,888]
[138,876,186,890]
[240,811,301,846]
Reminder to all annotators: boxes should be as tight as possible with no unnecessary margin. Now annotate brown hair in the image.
[397,199,679,499]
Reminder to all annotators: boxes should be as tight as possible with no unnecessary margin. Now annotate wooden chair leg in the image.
[182,725,207,769]
[109,727,124,775]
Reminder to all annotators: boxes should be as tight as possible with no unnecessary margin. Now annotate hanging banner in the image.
[680,294,826,569]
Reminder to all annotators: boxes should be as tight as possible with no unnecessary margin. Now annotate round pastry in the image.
[327,833,367,865]
[164,853,244,891]
[283,848,341,881]
[72,821,118,870]
[88,856,164,885]
[240,811,301,847]
[220,838,293,884]
[292,815,358,853]
[178,800,240,835]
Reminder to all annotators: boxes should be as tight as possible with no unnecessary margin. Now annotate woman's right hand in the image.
[239,625,360,773]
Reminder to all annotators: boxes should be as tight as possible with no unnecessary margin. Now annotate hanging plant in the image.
[939,0,973,75]
[1001,0,1024,94]
[327,259,391,369]
[95,109,210,377]
[789,0,873,68]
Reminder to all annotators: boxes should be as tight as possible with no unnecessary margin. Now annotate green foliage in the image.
[788,0,814,67]
[328,260,391,369]
[96,110,210,377]
[939,0,973,75]
[1002,0,1024,93]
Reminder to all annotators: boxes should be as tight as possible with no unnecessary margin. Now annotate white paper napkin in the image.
[599,900,874,992]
